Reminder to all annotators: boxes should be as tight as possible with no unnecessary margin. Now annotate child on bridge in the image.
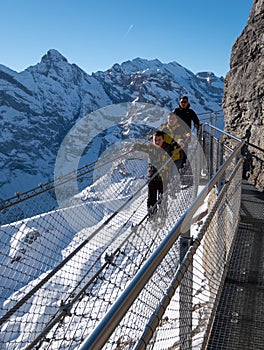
[131,130,178,224]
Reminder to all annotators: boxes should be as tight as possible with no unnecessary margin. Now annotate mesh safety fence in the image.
[0,126,243,350]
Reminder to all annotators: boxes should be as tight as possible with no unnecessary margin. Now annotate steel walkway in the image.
[207,180,264,350]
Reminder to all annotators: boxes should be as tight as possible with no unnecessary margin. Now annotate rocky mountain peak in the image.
[120,57,162,72]
[26,49,79,82]
[41,49,68,64]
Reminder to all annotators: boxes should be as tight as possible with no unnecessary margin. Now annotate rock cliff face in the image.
[223,0,264,191]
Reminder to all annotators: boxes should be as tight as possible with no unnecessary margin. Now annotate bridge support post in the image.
[201,125,208,178]
[217,140,225,193]
[209,125,214,178]
[179,231,193,350]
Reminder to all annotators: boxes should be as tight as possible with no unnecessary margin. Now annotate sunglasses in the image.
[180,100,188,104]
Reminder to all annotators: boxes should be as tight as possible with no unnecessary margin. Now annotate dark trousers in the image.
[147,178,163,211]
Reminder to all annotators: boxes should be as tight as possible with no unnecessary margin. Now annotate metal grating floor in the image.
[207,180,264,350]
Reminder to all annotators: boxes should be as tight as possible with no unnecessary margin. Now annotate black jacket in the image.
[173,103,200,130]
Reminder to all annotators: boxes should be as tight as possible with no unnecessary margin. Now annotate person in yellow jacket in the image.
[160,112,190,170]
[132,130,174,221]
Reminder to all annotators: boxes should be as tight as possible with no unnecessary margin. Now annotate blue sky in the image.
[1,0,253,77]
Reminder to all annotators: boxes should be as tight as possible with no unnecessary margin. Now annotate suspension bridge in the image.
[0,110,263,349]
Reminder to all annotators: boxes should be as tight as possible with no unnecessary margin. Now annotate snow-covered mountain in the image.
[0,49,224,200]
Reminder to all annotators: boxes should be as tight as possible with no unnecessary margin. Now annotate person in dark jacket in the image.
[173,96,200,130]
[173,96,200,167]
[132,130,174,220]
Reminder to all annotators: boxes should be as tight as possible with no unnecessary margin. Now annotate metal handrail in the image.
[78,126,244,350]
[136,157,244,350]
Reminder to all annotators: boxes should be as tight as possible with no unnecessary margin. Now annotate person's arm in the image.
[132,143,150,153]
[191,110,200,129]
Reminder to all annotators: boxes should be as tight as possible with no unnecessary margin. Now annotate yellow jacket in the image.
[161,124,186,161]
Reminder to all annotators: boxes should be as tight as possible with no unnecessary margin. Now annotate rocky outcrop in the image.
[223,0,264,191]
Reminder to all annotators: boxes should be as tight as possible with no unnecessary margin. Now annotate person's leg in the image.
[182,149,187,167]
[157,180,167,225]
[169,162,181,197]
[175,159,183,171]
[158,180,167,214]
[147,180,158,216]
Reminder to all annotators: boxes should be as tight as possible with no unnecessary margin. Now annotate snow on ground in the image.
[0,157,211,349]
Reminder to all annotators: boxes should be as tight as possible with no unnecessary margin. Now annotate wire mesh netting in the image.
[0,126,243,350]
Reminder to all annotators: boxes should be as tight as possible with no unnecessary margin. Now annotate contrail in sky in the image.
[127,24,134,33]
[124,24,134,37]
